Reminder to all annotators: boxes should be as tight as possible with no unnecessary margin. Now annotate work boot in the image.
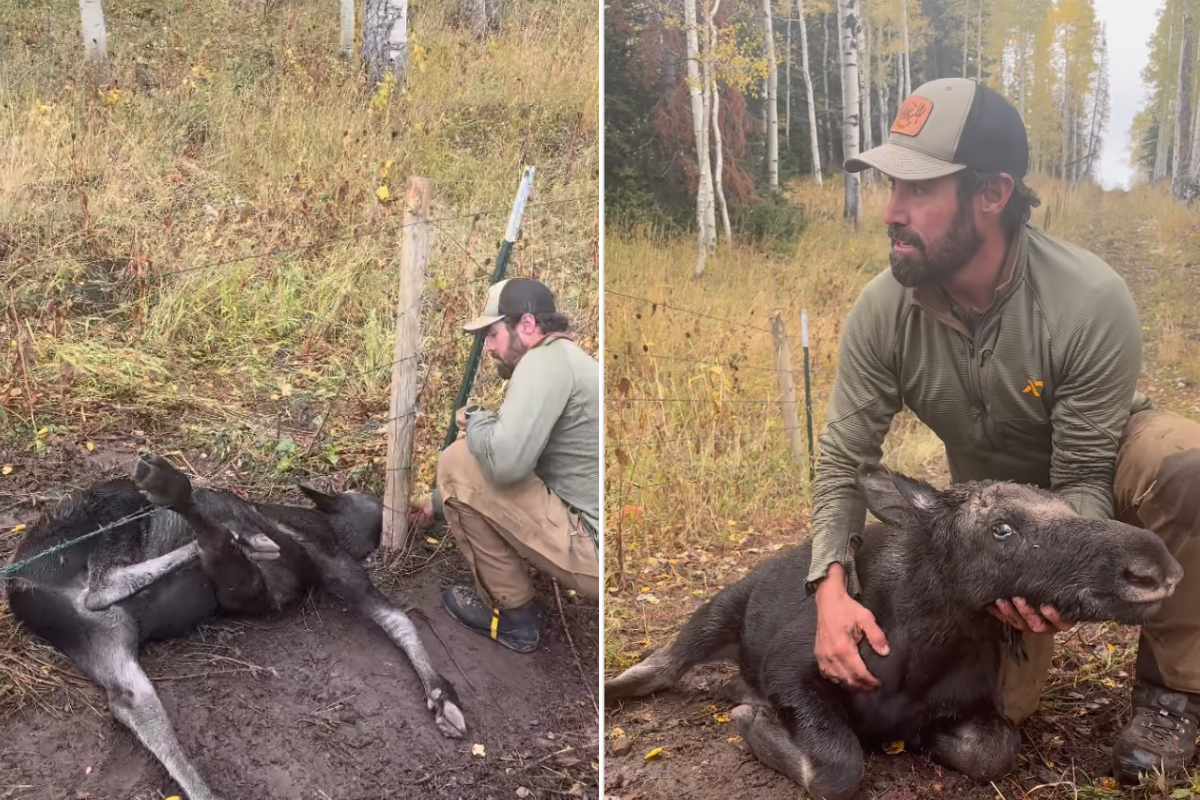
[442,584,539,653]
[1111,637,1200,785]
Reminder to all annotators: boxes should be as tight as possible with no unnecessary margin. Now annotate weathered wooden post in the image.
[382,176,433,551]
[802,309,815,483]
[771,310,804,462]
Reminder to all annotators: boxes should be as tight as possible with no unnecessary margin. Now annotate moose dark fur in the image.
[4,454,466,800]
[605,464,1183,800]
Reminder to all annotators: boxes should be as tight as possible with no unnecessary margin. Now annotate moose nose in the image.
[1121,555,1182,603]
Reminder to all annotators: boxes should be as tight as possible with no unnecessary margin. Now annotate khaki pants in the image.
[999,409,1200,724]
[435,439,600,609]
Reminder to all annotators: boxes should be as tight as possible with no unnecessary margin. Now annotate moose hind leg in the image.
[923,708,1021,783]
[133,454,273,615]
[732,701,864,800]
[72,621,224,800]
[323,558,466,738]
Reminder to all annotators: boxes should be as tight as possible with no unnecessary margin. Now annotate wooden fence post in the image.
[383,176,433,551]
[771,310,804,462]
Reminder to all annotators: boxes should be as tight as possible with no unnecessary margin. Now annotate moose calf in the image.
[5,453,466,800]
[605,464,1183,800]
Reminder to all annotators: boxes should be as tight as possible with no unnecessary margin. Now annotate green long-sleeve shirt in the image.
[806,222,1152,596]
[434,334,600,549]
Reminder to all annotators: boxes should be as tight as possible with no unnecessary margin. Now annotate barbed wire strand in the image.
[605,289,774,334]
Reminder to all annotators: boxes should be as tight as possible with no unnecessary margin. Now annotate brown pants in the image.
[999,409,1200,724]
[435,440,600,609]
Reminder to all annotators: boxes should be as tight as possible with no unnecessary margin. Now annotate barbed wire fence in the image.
[0,178,597,579]
[603,288,823,589]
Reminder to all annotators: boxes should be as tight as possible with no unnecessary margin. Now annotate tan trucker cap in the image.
[845,78,1030,181]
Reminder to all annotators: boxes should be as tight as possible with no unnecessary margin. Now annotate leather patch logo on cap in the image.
[891,95,934,136]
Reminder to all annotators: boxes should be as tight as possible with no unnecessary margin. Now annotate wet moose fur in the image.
[605,464,1183,800]
[5,453,466,800]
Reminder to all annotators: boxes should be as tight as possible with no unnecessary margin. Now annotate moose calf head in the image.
[857,464,1183,626]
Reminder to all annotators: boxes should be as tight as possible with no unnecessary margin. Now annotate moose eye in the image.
[992,523,1016,540]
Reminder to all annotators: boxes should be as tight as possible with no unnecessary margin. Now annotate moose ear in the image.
[298,482,340,514]
[857,462,939,528]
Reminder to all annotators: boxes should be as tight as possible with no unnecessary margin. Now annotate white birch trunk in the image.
[79,0,107,63]
[823,13,833,167]
[879,40,891,148]
[762,0,780,196]
[797,0,822,185]
[786,9,793,150]
[1154,13,1175,183]
[685,0,717,276]
[962,1,968,77]
[901,0,911,98]
[860,8,873,186]
[976,0,983,81]
[362,0,408,86]
[707,0,732,243]
[1173,11,1194,198]
[836,0,861,227]
[341,0,356,59]
[1189,41,1200,186]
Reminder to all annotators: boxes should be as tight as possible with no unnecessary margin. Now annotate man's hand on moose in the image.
[814,565,890,691]
[988,597,1075,633]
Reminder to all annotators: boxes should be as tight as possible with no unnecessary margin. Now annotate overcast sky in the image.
[1094,0,1163,189]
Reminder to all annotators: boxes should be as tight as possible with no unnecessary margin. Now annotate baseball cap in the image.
[463,277,557,332]
[845,78,1029,181]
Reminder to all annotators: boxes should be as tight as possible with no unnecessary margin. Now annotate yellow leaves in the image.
[471,743,486,758]
[376,185,392,202]
[1098,777,1119,793]
[643,746,664,761]
[883,740,905,754]
[12,524,25,533]
[712,712,731,723]
[370,72,398,113]
[104,87,130,107]
[1,465,11,475]
[410,41,429,73]
[85,441,95,452]
[379,159,395,179]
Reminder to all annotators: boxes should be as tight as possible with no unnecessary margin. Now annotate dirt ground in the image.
[0,439,600,800]
[603,629,1145,800]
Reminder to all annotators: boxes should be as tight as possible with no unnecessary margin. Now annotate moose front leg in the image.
[85,541,202,611]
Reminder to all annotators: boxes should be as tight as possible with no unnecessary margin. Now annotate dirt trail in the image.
[0,442,599,800]
[602,196,1197,800]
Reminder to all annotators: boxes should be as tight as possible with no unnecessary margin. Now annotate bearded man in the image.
[410,277,600,653]
[804,77,1200,785]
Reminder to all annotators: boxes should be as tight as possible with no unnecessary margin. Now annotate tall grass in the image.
[0,0,599,494]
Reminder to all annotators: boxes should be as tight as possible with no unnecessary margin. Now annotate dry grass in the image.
[0,0,597,714]
[603,173,1200,799]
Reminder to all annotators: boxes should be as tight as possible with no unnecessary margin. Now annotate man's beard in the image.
[888,202,983,288]
[493,336,528,379]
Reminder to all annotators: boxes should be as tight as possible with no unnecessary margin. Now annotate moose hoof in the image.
[239,532,281,561]
[133,454,193,508]
[428,688,467,738]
